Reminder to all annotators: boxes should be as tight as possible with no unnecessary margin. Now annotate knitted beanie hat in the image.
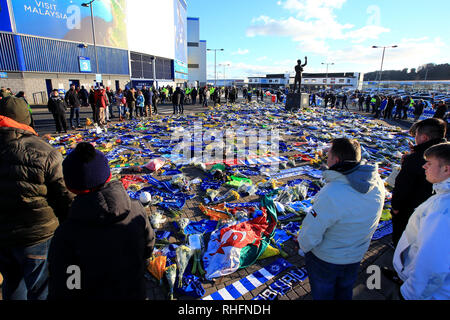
[63,142,111,194]
[0,96,31,126]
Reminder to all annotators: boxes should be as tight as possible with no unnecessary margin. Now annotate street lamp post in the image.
[372,45,398,93]
[219,63,230,82]
[82,1,99,77]
[207,48,224,87]
[321,62,334,89]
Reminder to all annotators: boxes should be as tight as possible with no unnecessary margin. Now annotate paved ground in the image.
[1,99,411,301]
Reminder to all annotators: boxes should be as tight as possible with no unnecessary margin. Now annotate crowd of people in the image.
[313,91,448,123]
[0,84,449,301]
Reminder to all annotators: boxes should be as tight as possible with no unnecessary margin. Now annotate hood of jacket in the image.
[324,162,380,194]
[68,180,133,225]
[433,177,450,195]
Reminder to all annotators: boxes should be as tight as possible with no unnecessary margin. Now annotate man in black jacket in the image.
[0,96,74,300]
[48,142,155,300]
[126,88,136,120]
[358,95,364,111]
[391,118,447,246]
[48,89,68,134]
[433,101,448,119]
[191,87,198,105]
[65,84,82,129]
[384,96,395,119]
[78,86,89,106]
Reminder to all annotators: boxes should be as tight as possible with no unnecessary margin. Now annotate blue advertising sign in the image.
[174,59,188,80]
[0,0,12,32]
[174,0,187,65]
[0,72,8,78]
[78,56,92,73]
[11,0,128,49]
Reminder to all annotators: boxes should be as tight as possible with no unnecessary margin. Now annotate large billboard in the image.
[0,0,12,32]
[127,0,175,59]
[10,0,128,49]
[174,0,187,64]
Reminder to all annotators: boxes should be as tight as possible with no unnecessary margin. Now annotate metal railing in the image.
[32,91,48,105]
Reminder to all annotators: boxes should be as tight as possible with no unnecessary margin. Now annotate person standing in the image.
[152,87,158,115]
[413,99,425,122]
[142,86,150,117]
[384,96,395,119]
[341,94,349,111]
[172,87,180,115]
[297,138,385,300]
[433,101,448,119]
[365,95,371,113]
[358,95,364,111]
[78,86,89,106]
[48,142,155,300]
[88,86,97,124]
[191,87,198,105]
[136,90,145,118]
[179,88,185,114]
[390,118,447,247]
[203,86,209,107]
[47,89,68,134]
[94,87,109,125]
[198,87,204,105]
[324,93,330,108]
[393,142,450,300]
[394,96,403,120]
[0,96,74,300]
[106,87,115,120]
[65,84,81,129]
[126,88,136,120]
[330,93,336,109]
[311,93,317,107]
[114,89,125,121]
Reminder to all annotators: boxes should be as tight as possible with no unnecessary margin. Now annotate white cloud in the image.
[246,0,390,54]
[326,37,448,72]
[232,48,250,55]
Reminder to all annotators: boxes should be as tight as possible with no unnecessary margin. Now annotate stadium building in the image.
[187,17,207,87]
[0,0,191,103]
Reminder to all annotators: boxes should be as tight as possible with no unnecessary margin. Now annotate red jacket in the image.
[94,89,109,109]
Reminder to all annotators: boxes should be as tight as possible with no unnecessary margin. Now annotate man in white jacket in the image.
[298,138,385,300]
[393,142,450,300]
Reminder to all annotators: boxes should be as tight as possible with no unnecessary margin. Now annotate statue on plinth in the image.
[293,57,307,93]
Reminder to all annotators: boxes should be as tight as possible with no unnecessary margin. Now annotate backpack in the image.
[121,96,127,105]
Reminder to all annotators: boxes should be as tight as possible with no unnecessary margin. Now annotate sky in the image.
[187,0,450,79]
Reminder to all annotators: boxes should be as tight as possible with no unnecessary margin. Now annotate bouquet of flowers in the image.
[165,264,177,300]
[176,245,194,288]
[147,255,167,286]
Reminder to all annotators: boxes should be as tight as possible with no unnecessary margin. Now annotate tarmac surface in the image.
[0,98,413,301]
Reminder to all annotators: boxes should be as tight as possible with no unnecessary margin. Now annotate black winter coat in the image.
[433,104,448,119]
[0,126,74,248]
[48,95,67,114]
[47,181,155,300]
[391,138,447,215]
[65,89,81,108]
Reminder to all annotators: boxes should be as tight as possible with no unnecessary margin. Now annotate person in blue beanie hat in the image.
[47,142,155,300]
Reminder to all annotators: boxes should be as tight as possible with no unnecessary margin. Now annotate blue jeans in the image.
[0,238,52,300]
[70,107,80,127]
[305,252,360,300]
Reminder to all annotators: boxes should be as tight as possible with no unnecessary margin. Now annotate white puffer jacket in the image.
[393,177,450,300]
[298,164,385,265]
